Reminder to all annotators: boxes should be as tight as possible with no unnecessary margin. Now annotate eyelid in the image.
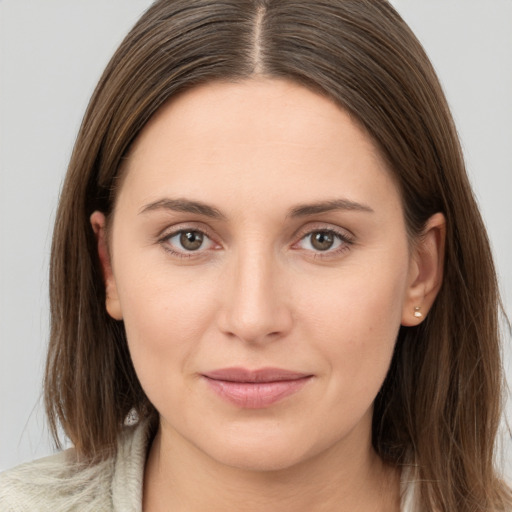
[292,222,355,243]
[157,221,217,241]
[291,223,356,257]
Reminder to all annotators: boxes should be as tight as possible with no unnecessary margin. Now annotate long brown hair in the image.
[45,1,511,509]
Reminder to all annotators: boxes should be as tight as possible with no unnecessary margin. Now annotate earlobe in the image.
[401,212,446,326]
[90,211,123,321]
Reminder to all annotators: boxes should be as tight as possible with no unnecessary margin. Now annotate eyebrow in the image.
[139,197,373,219]
[139,198,226,219]
[288,199,374,217]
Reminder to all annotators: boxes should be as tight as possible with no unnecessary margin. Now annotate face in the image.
[93,79,433,472]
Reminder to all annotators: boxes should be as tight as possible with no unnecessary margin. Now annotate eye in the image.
[296,229,352,254]
[162,229,217,255]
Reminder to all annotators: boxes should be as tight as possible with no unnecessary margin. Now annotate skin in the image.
[91,78,445,511]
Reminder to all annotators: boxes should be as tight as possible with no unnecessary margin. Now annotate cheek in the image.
[299,251,409,399]
[113,257,220,396]
[303,248,407,327]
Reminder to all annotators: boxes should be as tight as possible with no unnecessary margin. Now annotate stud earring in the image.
[414,306,423,318]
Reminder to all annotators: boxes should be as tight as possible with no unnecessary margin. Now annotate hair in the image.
[45,0,511,510]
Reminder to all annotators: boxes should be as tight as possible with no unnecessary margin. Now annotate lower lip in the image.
[203,377,311,409]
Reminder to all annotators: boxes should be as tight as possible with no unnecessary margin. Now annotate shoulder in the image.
[0,448,115,512]
[0,421,150,512]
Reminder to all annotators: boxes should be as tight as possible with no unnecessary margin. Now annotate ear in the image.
[90,211,123,321]
[401,212,446,326]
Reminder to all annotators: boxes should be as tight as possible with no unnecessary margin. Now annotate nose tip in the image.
[219,291,293,344]
[222,307,289,344]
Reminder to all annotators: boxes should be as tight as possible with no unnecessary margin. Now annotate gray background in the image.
[1,0,511,475]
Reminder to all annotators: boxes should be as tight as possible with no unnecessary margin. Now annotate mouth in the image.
[201,367,313,409]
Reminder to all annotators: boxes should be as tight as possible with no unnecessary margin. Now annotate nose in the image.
[217,247,293,344]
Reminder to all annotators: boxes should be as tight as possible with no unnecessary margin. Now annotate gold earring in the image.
[414,306,423,318]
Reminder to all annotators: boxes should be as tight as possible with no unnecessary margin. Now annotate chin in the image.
[193,424,333,473]
[210,443,311,473]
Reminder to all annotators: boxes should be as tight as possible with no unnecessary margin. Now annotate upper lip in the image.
[202,367,312,383]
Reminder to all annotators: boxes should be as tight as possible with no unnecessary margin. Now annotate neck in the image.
[143,420,401,512]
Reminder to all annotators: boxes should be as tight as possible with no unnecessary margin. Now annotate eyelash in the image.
[293,228,354,259]
[158,226,355,259]
[158,225,219,259]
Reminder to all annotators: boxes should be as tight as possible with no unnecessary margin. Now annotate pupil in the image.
[312,231,334,251]
[180,231,203,251]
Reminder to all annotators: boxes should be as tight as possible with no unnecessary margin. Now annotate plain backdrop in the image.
[1,0,511,475]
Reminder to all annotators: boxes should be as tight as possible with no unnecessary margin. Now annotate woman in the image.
[1,0,510,510]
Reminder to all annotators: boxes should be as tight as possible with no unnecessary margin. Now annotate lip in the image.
[202,367,313,409]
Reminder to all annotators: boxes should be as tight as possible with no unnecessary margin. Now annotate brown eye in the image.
[162,228,217,257]
[179,231,204,251]
[295,229,350,255]
[310,231,335,251]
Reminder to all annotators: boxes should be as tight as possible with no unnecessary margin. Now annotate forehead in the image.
[118,78,401,218]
